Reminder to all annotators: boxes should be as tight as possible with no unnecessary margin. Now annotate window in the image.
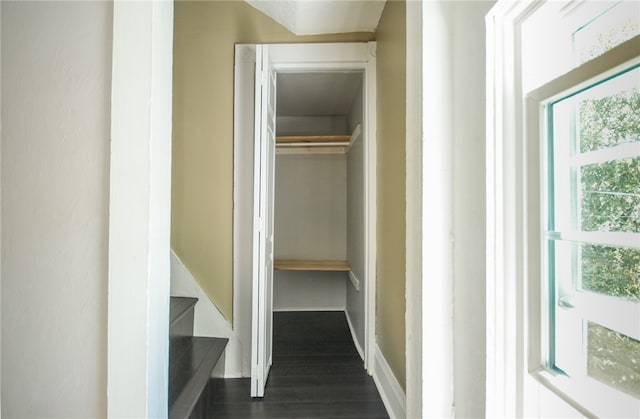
[544,64,640,402]
[487,0,640,417]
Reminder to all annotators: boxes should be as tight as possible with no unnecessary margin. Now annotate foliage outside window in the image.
[578,85,640,301]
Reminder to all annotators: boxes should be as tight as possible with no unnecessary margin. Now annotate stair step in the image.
[169,336,228,419]
[170,297,198,337]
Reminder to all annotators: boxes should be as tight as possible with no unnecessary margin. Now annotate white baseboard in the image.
[170,250,243,378]
[372,344,406,419]
[345,310,364,361]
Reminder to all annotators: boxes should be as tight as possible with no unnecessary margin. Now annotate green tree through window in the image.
[579,88,640,301]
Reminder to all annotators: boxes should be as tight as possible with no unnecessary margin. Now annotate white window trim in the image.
[486,1,640,417]
[486,2,541,416]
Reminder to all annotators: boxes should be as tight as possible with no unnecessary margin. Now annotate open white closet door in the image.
[250,44,276,398]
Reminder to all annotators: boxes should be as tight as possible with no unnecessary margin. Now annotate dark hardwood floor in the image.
[207,311,389,418]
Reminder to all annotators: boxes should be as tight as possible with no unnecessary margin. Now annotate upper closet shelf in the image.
[276,124,361,155]
[274,259,352,272]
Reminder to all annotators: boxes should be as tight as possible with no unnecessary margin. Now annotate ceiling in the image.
[246,0,386,35]
[277,72,363,117]
[248,1,381,117]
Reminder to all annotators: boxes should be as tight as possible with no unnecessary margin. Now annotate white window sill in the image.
[531,367,640,418]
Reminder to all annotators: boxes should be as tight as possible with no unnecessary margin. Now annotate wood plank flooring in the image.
[207,311,389,418]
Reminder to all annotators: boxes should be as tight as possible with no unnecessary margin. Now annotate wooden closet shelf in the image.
[274,259,352,272]
[275,125,362,155]
[276,135,351,144]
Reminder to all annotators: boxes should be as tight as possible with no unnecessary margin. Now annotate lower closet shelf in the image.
[274,259,352,272]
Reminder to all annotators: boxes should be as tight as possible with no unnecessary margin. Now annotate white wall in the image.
[273,153,348,310]
[274,153,347,260]
[277,116,349,136]
[1,2,112,416]
[274,271,347,311]
[451,1,494,417]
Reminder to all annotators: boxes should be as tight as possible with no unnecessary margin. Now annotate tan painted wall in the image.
[172,1,374,321]
[376,0,406,390]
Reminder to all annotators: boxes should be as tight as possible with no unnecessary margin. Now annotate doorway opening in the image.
[273,69,366,338]
[233,42,377,397]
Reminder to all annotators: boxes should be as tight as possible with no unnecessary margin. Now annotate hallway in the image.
[208,311,389,418]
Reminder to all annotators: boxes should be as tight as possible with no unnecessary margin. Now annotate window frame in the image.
[486,0,640,415]
[528,37,640,418]
[534,53,640,408]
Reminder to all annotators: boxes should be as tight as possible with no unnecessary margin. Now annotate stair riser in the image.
[169,337,229,419]
[170,297,228,419]
[171,308,194,338]
[170,296,197,338]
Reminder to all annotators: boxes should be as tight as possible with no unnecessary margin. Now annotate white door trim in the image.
[233,42,377,376]
[233,44,258,377]
[364,41,378,373]
[405,1,423,416]
[107,1,174,417]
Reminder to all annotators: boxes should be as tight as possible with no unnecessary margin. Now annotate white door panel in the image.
[251,44,276,398]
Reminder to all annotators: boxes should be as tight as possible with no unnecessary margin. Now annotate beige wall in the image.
[376,0,406,390]
[1,2,111,416]
[172,1,374,321]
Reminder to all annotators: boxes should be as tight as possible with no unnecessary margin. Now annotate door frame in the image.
[233,42,378,376]
[107,1,174,416]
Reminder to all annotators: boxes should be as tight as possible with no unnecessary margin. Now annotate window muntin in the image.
[545,63,640,399]
[581,160,640,234]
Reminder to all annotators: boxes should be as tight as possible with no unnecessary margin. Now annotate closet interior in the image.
[273,70,367,350]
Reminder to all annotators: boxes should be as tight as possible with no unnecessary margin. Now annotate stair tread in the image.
[169,296,198,329]
[169,336,228,419]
